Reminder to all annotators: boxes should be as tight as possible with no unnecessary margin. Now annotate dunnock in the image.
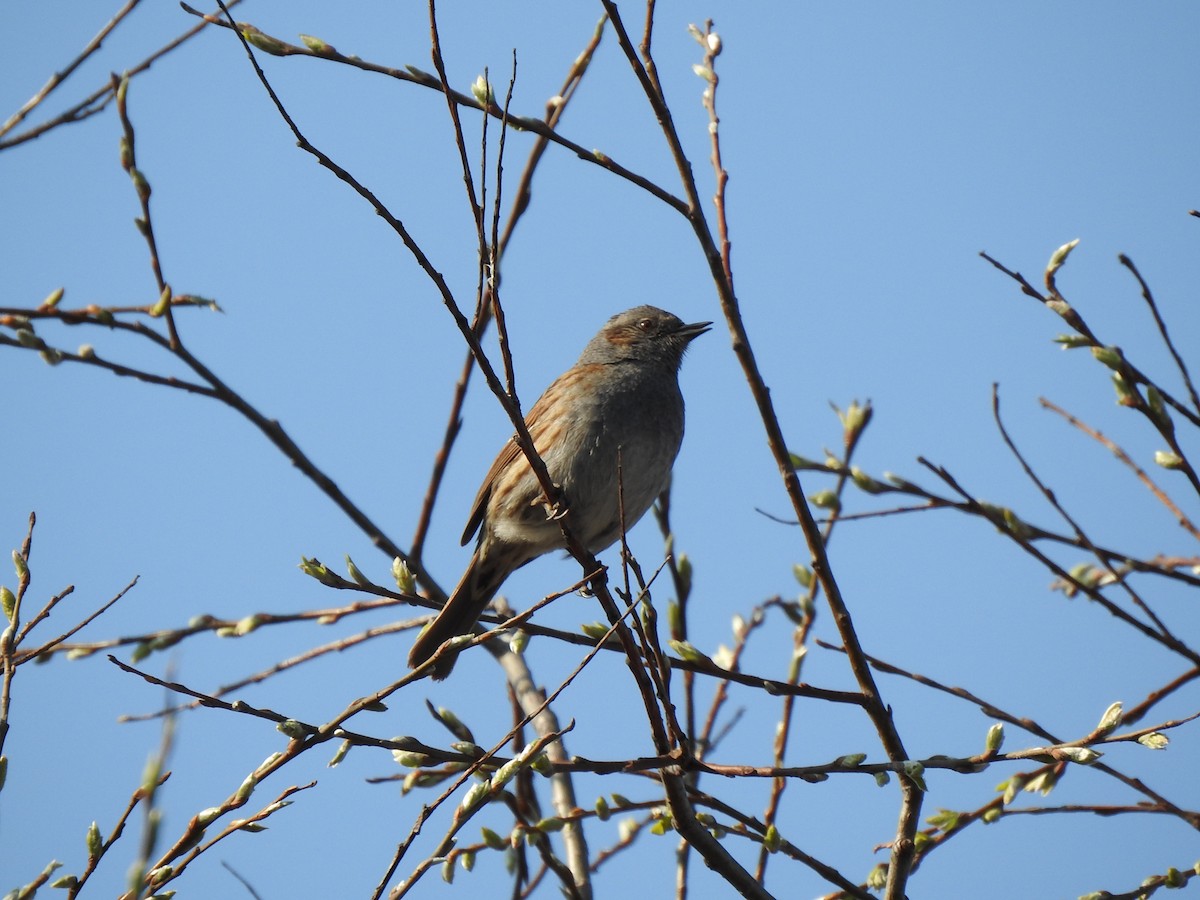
[407,305,710,679]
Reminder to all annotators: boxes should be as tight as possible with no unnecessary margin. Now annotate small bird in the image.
[408,305,710,679]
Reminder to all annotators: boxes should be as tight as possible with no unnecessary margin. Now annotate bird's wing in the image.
[459,369,588,546]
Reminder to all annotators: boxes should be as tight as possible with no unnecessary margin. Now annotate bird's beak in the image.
[677,320,713,342]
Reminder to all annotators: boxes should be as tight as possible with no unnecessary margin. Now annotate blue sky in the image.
[3,2,1199,898]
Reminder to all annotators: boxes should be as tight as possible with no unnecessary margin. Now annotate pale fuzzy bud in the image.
[470,74,494,106]
[1046,238,1080,276]
[458,780,491,816]
[1096,701,1123,735]
[345,555,370,587]
[392,557,415,593]
[985,723,1005,753]
[1154,451,1184,470]
[1058,746,1102,765]
[1137,732,1169,750]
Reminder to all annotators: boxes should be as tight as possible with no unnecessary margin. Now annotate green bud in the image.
[1052,334,1090,349]
[507,630,528,655]
[649,815,673,835]
[1045,297,1073,317]
[431,704,475,743]
[458,781,491,816]
[534,817,565,833]
[902,760,928,791]
[459,850,476,873]
[298,556,339,586]
[834,753,866,768]
[1045,238,1079,277]
[792,564,813,589]
[235,773,258,803]
[691,64,715,83]
[129,641,152,663]
[470,74,494,106]
[1090,345,1123,370]
[985,723,1005,753]
[481,827,506,849]
[610,793,632,809]
[676,553,693,598]
[195,807,222,827]
[392,557,415,593]
[762,823,781,854]
[1112,371,1140,407]
[234,614,263,636]
[837,399,872,435]
[328,740,351,767]
[1095,701,1123,736]
[982,807,1002,824]
[874,770,890,787]
[345,554,370,587]
[617,817,640,842]
[51,875,80,889]
[788,453,822,470]
[86,820,103,858]
[40,287,65,309]
[1058,746,1102,765]
[276,719,307,739]
[668,639,710,664]
[16,328,45,349]
[687,23,706,45]
[1000,776,1021,805]
[926,809,960,832]
[148,865,173,886]
[1154,450,1184,470]
[149,285,171,317]
[667,599,682,636]
[1138,732,1169,750]
[1,586,15,622]
[360,699,388,712]
[238,821,267,833]
[850,466,885,494]
[129,167,151,202]
[1145,385,1172,430]
[1024,770,1056,795]
[866,864,887,889]
[241,26,290,56]
[808,490,840,511]
[450,741,485,759]
[299,34,337,55]
[581,622,611,641]
[1165,867,1184,888]
[594,796,611,821]
[392,750,430,768]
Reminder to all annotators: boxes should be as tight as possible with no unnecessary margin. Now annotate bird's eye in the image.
[637,318,653,331]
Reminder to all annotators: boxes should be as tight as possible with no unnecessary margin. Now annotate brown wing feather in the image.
[459,374,581,546]
[460,438,520,545]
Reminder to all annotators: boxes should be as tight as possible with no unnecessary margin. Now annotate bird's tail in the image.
[407,547,510,679]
